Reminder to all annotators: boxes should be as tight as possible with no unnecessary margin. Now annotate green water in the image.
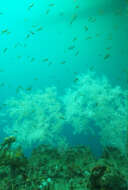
[0,0,128,154]
[0,0,128,99]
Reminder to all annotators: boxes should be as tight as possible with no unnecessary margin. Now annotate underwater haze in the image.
[0,0,128,157]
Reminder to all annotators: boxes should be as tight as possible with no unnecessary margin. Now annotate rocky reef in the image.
[0,136,128,190]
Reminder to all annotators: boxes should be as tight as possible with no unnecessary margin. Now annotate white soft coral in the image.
[3,87,64,150]
[63,71,128,152]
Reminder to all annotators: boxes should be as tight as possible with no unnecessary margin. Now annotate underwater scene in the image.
[0,0,128,189]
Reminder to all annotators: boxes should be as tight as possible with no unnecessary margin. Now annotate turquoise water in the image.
[0,0,128,155]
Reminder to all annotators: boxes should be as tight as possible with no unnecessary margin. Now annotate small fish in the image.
[79,93,84,97]
[75,5,79,9]
[89,65,95,71]
[107,33,112,40]
[84,25,88,32]
[28,3,34,10]
[72,37,77,42]
[85,36,92,40]
[95,33,101,37]
[95,102,99,107]
[88,16,96,23]
[7,31,11,35]
[68,45,75,50]
[113,24,119,30]
[34,77,38,80]
[3,48,8,53]
[36,26,43,32]
[2,103,7,106]
[26,86,32,91]
[25,31,34,39]
[30,57,35,63]
[14,42,22,48]
[46,9,50,14]
[15,150,22,158]
[106,47,112,50]
[32,24,37,28]
[107,37,112,40]
[75,50,79,56]
[26,33,30,39]
[0,82,5,87]
[59,12,64,16]
[74,77,79,83]
[48,62,52,66]
[59,116,65,120]
[17,55,22,59]
[60,61,66,64]
[48,3,55,7]
[23,43,27,48]
[42,58,49,62]
[0,103,7,110]
[1,29,9,34]
[24,18,28,22]
[98,9,104,16]
[122,67,128,73]
[104,54,110,60]
[30,31,35,35]
[115,9,122,16]
[16,85,23,93]
[70,14,77,25]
